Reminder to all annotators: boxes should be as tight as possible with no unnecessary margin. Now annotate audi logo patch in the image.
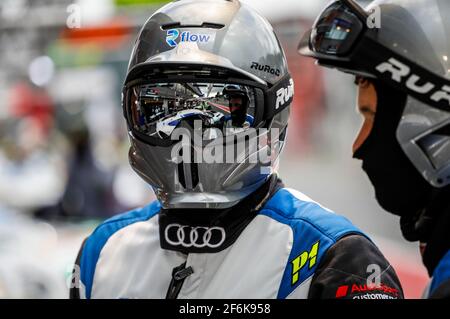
[164,224,226,248]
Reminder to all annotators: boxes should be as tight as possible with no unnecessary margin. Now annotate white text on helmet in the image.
[376,57,450,107]
[275,79,294,110]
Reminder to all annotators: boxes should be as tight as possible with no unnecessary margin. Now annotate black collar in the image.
[159,175,283,254]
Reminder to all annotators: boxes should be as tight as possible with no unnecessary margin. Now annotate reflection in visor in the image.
[311,2,363,55]
[128,82,256,139]
[324,18,353,41]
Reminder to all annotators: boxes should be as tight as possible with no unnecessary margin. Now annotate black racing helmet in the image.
[299,0,450,188]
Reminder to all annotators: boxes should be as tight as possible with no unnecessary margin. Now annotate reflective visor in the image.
[310,1,364,56]
[125,82,257,140]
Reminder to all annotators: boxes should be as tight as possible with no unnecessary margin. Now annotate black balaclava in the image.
[353,79,433,217]
[352,79,450,275]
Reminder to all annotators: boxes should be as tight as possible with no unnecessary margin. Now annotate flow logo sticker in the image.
[166,29,211,47]
[166,29,180,47]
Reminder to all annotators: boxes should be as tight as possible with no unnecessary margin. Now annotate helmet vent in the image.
[161,22,225,30]
[176,147,199,190]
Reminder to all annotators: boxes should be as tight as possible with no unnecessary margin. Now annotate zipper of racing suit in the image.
[165,262,194,299]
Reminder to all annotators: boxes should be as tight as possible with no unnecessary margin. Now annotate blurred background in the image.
[0,0,429,298]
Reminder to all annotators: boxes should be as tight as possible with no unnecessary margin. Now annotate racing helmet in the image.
[122,0,294,209]
[299,0,450,188]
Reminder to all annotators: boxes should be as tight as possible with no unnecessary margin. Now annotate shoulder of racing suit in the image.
[71,187,403,299]
[259,188,402,299]
[428,250,450,299]
[74,200,161,299]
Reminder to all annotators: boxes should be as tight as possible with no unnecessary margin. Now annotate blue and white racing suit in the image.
[70,180,403,299]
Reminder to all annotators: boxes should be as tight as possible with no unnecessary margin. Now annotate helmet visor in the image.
[310,1,364,56]
[303,0,450,77]
[125,81,258,141]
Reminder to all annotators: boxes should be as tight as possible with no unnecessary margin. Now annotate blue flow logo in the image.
[166,29,211,47]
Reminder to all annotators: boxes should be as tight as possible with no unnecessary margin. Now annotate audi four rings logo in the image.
[164,224,226,248]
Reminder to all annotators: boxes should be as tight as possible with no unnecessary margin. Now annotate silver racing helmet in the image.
[299,0,450,188]
[122,0,294,209]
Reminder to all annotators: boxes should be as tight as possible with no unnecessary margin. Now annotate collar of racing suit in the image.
[159,174,284,254]
[420,187,450,276]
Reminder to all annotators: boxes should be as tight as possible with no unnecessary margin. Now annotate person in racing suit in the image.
[298,0,450,298]
[70,0,403,299]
